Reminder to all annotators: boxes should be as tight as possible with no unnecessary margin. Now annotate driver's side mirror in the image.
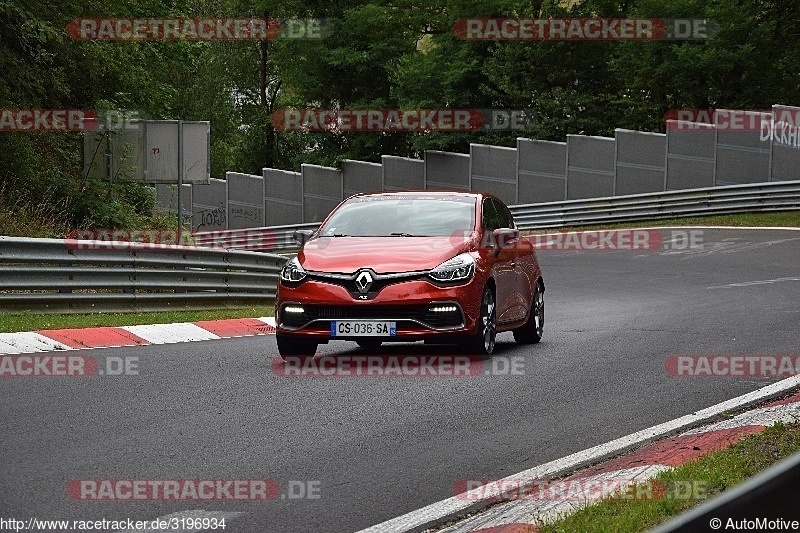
[492,228,519,255]
[293,229,315,246]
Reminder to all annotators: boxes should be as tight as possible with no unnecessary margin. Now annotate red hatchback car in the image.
[275,192,544,359]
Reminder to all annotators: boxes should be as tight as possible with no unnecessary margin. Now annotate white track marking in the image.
[257,316,277,328]
[707,276,800,289]
[121,323,221,344]
[681,402,800,435]
[0,332,72,355]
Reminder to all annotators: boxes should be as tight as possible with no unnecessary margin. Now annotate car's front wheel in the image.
[277,333,317,362]
[513,280,544,344]
[462,285,496,359]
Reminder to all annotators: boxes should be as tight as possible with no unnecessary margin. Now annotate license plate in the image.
[330,321,396,337]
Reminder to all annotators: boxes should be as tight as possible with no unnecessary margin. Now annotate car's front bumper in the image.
[276,277,483,341]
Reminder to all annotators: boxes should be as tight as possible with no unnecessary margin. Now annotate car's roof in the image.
[347,190,487,200]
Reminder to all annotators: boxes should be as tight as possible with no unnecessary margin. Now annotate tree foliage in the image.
[1,0,798,233]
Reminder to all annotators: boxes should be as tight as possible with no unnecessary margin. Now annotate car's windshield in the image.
[317,195,476,237]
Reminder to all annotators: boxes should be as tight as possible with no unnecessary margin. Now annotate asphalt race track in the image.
[2,228,799,532]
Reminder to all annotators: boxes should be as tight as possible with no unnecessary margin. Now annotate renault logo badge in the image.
[355,270,373,294]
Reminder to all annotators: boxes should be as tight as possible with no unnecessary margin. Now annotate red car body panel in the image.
[276,191,543,345]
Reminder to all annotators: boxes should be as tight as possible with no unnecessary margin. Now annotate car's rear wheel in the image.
[462,285,496,359]
[356,339,382,350]
[277,333,317,362]
[513,280,544,344]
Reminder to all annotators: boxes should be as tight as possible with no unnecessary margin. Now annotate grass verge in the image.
[0,306,275,333]
[540,421,800,532]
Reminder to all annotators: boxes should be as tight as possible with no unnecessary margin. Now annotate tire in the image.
[277,333,317,362]
[461,285,496,359]
[356,339,382,350]
[513,280,544,344]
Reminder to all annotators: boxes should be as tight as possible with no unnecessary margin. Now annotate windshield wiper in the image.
[389,232,417,237]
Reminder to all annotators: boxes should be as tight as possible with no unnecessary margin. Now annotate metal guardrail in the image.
[511,180,800,229]
[0,237,285,313]
[4,180,797,313]
[193,180,800,252]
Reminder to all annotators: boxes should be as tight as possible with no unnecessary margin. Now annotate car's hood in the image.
[297,235,473,274]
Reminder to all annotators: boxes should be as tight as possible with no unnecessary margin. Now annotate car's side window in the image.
[482,198,502,231]
[493,199,515,229]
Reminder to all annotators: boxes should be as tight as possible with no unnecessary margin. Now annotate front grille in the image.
[309,305,420,320]
[281,304,464,330]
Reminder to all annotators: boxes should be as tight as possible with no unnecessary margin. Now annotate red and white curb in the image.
[357,378,800,533]
[434,392,800,532]
[0,317,276,355]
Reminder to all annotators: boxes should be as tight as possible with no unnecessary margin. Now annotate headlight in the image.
[429,253,475,283]
[280,256,307,283]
